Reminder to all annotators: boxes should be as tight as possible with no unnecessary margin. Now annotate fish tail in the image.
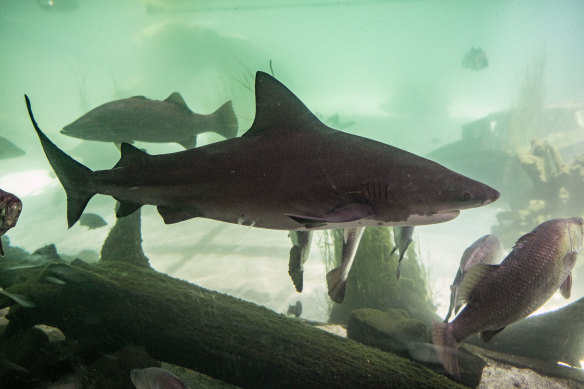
[432,322,460,379]
[326,266,346,303]
[25,95,95,228]
[210,100,238,139]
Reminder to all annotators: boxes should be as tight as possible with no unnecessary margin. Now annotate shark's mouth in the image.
[405,210,460,226]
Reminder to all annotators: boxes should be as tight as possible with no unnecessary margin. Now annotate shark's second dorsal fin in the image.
[114,143,150,169]
[164,92,190,109]
[243,72,325,137]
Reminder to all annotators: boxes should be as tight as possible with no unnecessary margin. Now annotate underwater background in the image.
[1,1,584,386]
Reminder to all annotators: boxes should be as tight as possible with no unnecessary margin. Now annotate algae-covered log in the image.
[0,260,464,389]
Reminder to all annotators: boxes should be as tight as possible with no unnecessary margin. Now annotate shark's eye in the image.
[462,192,472,201]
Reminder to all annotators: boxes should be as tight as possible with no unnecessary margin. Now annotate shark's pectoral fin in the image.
[480,327,505,342]
[560,273,572,299]
[286,203,375,228]
[458,264,499,304]
[116,201,142,218]
[157,206,200,224]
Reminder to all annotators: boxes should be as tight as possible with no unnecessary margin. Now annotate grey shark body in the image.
[26,72,499,234]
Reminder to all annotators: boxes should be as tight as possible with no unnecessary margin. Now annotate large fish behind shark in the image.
[61,92,238,149]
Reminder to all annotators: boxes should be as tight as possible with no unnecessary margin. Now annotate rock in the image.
[347,308,485,388]
[466,298,584,368]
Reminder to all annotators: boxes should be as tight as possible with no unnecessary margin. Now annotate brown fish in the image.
[61,93,238,149]
[443,234,503,323]
[433,217,583,378]
[0,188,22,256]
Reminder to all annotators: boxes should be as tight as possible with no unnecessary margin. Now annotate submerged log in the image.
[0,260,465,389]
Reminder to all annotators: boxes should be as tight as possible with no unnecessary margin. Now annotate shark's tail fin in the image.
[432,322,460,379]
[210,100,238,139]
[25,95,95,228]
[326,266,346,303]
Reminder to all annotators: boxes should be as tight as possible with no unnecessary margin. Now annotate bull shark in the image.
[25,72,499,294]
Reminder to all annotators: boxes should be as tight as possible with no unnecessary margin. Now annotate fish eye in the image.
[462,192,472,201]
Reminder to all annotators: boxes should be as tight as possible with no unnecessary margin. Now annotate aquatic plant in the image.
[322,227,438,326]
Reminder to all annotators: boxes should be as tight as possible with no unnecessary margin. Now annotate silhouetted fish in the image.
[0,189,22,256]
[288,231,312,292]
[79,213,107,229]
[443,234,503,323]
[433,217,583,378]
[0,136,25,160]
[61,93,238,149]
[462,47,488,71]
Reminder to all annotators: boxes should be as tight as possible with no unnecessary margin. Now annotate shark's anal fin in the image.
[560,273,572,299]
[157,206,200,224]
[114,143,150,169]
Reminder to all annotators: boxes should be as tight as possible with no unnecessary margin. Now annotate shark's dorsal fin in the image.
[164,92,189,109]
[114,143,150,169]
[243,72,326,137]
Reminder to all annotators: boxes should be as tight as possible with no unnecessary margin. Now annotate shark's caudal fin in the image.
[210,100,238,140]
[432,322,460,379]
[25,95,95,228]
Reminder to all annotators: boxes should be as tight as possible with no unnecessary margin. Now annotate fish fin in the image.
[458,264,499,304]
[116,201,142,218]
[432,322,460,379]
[157,206,200,224]
[560,273,572,299]
[114,143,150,168]
[287,203,375,228]
[288,247,304,292]
[243,72,326,137]
[177,134,197,149]
[286,216,327,229]
[210,100,238,139]
[164,92,189,109]
[0,239,3,256]
[326,266,346,303]
[25,95,95,228]
[480,327,505,342]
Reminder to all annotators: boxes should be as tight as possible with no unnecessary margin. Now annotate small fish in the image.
[0,136,25,160]
[326,226,364,303]
[443,234,503,323]
[79,213,107,229]
[462,47,488,71]
[433,217,583,378]
[287,301,303,318]
[0,188,22,256]
[130,367,190,389]
[391,226,414,279]
[61,93,238,149]
[288,231,312,292]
